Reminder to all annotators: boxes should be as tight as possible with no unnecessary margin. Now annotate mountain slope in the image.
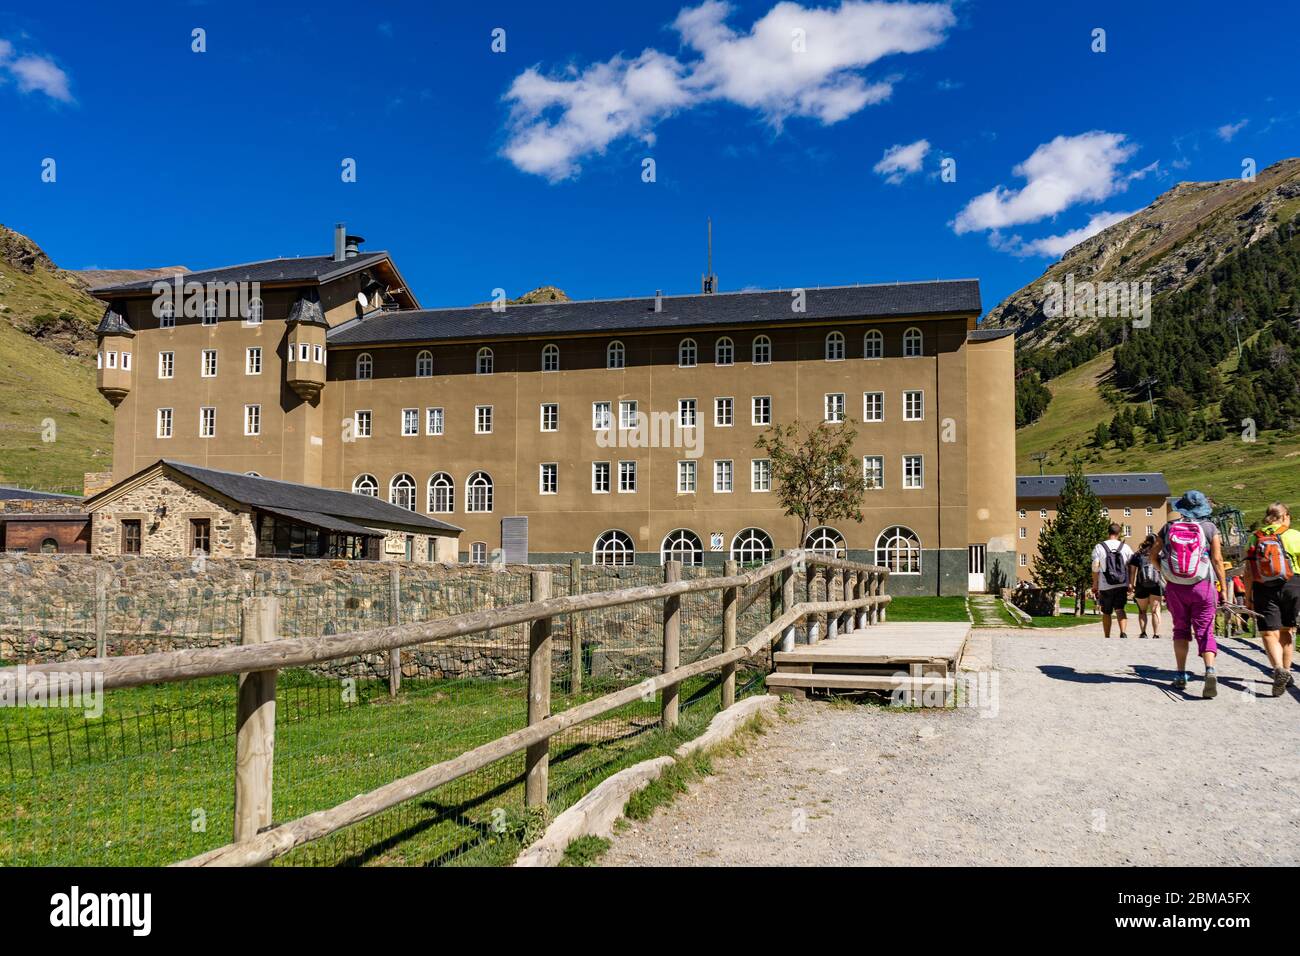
[986,157,1300,348]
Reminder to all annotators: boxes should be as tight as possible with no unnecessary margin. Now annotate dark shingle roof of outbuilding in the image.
[88,253,394,295]
[0,486,82,501]
[326,280,982,345]
[135,461,461,534]
[1016,473,1170,501]
[968,327,1014,341]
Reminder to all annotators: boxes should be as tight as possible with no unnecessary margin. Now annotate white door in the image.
[967,544,986,593]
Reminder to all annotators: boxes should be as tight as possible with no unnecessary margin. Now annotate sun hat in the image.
[1171,490,1212,519]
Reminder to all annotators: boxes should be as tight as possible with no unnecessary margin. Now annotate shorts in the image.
[1097,588,1128,615]
[1133,584,1164,600]
[1253,579,1300,631]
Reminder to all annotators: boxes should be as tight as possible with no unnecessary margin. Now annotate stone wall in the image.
[91,472,257,557]
[0,497,85,515]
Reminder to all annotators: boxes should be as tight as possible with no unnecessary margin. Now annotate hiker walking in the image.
[1243,502,1299,697]
[1127,534,1165,638]
[1155,491,1227,697]
[1091,523,1133,638]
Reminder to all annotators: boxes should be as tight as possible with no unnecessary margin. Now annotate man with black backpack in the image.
[1092,523,1133,638]
[1244,502,1300,698]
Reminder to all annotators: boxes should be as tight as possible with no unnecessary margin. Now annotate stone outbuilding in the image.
[0,487,90,554]
[85,459,461,561]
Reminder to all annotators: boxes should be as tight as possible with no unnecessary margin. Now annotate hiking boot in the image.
[1272,669,1290,698]
[1138,631,1148,639]
[1172,672,1187,690]
[1203,669,1218,699]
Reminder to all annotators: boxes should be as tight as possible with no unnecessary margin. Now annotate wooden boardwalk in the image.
[766,622,970,702]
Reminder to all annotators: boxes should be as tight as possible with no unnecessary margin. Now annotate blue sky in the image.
[1,0,1294,316]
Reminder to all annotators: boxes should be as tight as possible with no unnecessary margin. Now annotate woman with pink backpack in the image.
[1154,491,1227,697]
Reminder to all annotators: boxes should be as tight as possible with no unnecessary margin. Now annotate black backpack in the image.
[1102,542,1127,586]
[1137,554,1162,589]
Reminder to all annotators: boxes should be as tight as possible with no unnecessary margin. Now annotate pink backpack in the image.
[1162,520,1209,585]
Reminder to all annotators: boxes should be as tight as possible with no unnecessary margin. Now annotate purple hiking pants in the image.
[1165,577,1218,655]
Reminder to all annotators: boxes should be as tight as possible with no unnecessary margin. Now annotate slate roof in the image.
[95,302,133,336]
[88,252,394,295]
[326,280,982,345]
[0,486,82,501]
[1016,473,1170,501]
[89,461,461,535]
[968,327,1014,341]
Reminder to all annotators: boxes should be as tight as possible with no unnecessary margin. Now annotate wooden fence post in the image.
[662,560,681,730]
[805,561,819,643]
[568,557,582,694]
[94,568,109,659]
[525,570,552,808]
[721,559,738,710]
[234,595,279,847]
[780,550,797,652]
[387,566,401,697]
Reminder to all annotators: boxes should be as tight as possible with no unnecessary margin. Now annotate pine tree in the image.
[1033,461,1109,616]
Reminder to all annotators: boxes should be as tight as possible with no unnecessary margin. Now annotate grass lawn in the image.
[885,596,971,622]
[1,667,741,867]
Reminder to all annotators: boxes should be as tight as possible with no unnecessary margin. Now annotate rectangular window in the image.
[1019,527,1027,540]
[121,519,142,555]
[714,397,733,427]
[592,461,611,494]
[354,410,372,438]
[751,396,771,426]
[863,455,883,489]
[903,454,924,489]
[1018,509,1027,519]
[678,460,696,494]
[541,403,558,432]
[825,393,846,423]
[160,310,175,330]
[246,347,261,375]
[476,405,493,434]
[678,398,697,428]
[1145,507,1153,517]
[863,392,884,422]
[714,459,734,493]
[200,406,216,438]
[540,463,558,494]
[903,390,924,421]
[121,352,131,370]
[1019,553,1028,567]
[1146,524,1154,535]
[190,518,211,555]
[402,408,419,436]
[201,349,217,377]
[618,460,637,493]
[593,401,612,430]
[751,458,771,492]
[157,408,173,439]
[158,351,174,379]
[106,351,117,369]
[426,407,444,435]
[1123,507,1132,517]
[244,404,261,436]
[619,400,638,430]
[313,345,323,364]
[299,343,310,362]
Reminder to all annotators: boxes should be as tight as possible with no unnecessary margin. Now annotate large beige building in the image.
[91,226,1017,594]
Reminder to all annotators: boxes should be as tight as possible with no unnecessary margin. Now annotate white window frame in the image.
[200,406,216,438]
[246,347,261,375]
[619,400,638,430]
[618,460,637,493]
[864,329,883,360]
[201,349,217,378]
[244,404,261,436]
[540,403,559,432]
[863,391,884,422]
[751,458,771,492]
[825,331,845,361]
[903,454,924,489]
[678,338,697,368]
[592,461,611,494]
[678,399,697,428]
[903,390,924,421]
[751,396,771,426]
[714,397,733,427]
[426,407,444,436]
[903,326,923,358]
[825,392,846,423]
[401,408,419,437]
[466,472,494,513]
[356,353,373,379]
[677,460,696,494]
[606,341,625,369]
[353,474,379,497]
[158,351,174,379]
[475,405,493,434]
[476,347,494,375]
[313,345,323,364]
[160,303,175,329]
[751,335,771,365]
[428,473,454,513]
[354,410,372,438]
[592,401,612,431]
[245,297,264,325]
[541,343,559,372]
[121,352,131,371]
[157,407,173,439]
[416,350,433,377]
[714,459,734,493]
[863,455,884,490]
[715,336,734,366]
[539,462,558,495]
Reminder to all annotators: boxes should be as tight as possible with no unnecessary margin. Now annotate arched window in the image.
[593,529,635,567]
[389,473,416,511]
[715,336,734,366]
[825,331,845,361]
[203,298,218,324]
[864,329,883,360]
[541,343,560,372]
[731,528,773,565]
[466,471,494,512]
[804,526,846,558]
[40,538,58,554]
[470,542,488,565]
[416,350,433,377]
[356,353,373,380]
[352,474,378,497]
[752,335,772,365]
[607,341,625,369]
[428,473,454,513]
[661,529,704,566]
[476,347,494,374]
[903,327,923,357]
[246,297,264,324]
[159,301,175,327]
[678,338,697,368]
[876,526,921,574]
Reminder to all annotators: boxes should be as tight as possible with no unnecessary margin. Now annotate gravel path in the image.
[602,628,1300,866]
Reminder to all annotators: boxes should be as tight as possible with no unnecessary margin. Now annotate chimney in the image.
[654,290,663,313]
[345,234,365,258]
[333,222,346,262]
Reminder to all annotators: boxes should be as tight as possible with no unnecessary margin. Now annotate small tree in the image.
[1032,461,1109,616]
[755,418,867,548]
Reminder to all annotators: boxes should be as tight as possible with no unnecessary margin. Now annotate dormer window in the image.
[416,350,433,377]
[542,343,559,372]
[245,297,264,325]
[678,338,697,368]
[356,353,373,379]
[160,302,175,329]
[825,331,845,361]
[202,299,218,325]
[477,347,494,375]
[715,336,734,366]
[607,341,625,369]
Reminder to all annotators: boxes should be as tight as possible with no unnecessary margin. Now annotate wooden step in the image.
[765,671,955,692]
[775,650,955,665]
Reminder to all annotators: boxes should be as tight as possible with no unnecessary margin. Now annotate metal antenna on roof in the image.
[701,218,718,294]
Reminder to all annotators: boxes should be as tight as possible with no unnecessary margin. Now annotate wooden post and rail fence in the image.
[0,551,889,868]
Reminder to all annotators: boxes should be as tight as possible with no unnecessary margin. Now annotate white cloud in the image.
[1008,209,1135,259]
[0,39,72,102]
[0,39,12,63]
[1216,118,1248,142]
[873,138,930,184]
[501,0,956,181]
[952,131,1144,235]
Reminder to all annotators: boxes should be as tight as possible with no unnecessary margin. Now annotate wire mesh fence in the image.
[1,559,782,867]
